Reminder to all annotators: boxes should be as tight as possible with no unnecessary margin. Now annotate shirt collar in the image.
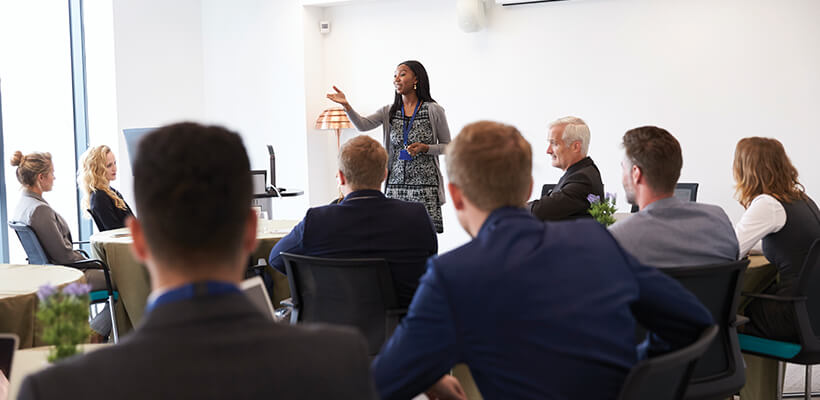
[341,189,385,203]
[24,189,46,204]
[145,280,240,313]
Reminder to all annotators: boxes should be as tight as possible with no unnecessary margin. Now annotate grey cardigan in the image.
[12,190,85,264]
[345,103,451,204]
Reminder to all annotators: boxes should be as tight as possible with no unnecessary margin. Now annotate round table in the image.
[89,219,297,333]
[0,264,86,349]
[7,343,108,400]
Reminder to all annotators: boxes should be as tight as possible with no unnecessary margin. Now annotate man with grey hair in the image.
[529,116,604,221]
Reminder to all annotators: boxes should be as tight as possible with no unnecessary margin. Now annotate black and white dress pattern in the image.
[385,102,443,233]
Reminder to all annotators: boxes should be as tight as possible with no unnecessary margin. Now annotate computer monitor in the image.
[251,170,267,195]
[123,127,156,171]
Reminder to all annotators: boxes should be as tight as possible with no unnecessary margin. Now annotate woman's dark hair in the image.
[388,60,436,121]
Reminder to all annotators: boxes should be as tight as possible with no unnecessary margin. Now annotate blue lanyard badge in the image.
[399,101,422,161]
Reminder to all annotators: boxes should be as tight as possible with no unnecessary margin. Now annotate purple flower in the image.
[61,282,91,296]
[586,194,601,204]
[37,284,58,301]
[605,192,617,202]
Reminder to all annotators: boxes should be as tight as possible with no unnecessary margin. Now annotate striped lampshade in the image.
[315,107,352,130]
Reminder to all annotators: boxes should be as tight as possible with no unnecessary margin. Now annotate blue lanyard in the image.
[402,100,422,147]
[145,281,240,313]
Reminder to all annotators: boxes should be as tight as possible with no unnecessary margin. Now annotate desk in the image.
[89,219,298,334]
[0,265,86,349]
[741,255,777,311]
[7,343,108,400]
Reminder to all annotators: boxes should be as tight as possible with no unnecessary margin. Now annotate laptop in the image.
[0,333,18,380]
[240,276,276,321]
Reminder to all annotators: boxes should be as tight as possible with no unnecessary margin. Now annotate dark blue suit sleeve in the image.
[371,259,459,400]
[627,252,713,355]
[268,219,306,274]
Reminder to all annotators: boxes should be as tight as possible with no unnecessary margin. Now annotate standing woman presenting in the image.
[328,60,450,233]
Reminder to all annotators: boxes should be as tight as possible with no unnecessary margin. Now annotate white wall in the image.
[111,0,207,209]
[199,0,312,218]
[317,0,820,252]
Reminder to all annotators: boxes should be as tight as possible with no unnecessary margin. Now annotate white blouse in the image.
[735,194,787,257]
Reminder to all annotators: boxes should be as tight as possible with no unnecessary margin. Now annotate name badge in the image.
[399,149,412,160]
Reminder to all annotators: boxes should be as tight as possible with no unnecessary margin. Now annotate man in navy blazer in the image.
[371,121,713,400]
[269,135,437,308]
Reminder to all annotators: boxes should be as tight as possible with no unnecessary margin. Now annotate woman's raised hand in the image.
[327,86,351,110]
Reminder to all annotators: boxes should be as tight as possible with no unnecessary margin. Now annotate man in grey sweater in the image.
[610,126,738,268]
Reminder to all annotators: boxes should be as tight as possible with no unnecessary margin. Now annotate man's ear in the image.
[337,170,346,186]
[448,183,465,211]
[127,216,149,263]
[631,164,643,185]
[243,209,259,255]
[570,140,582,154]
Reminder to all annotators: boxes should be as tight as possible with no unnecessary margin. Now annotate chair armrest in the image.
[73,241,90,245]
[64,258,108,271]
[741,292,807,302]
[731,314,750,328]
[76,249,90,258]
[279,298,294,308]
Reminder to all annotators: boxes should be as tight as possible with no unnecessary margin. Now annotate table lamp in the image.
[315,107,352,150]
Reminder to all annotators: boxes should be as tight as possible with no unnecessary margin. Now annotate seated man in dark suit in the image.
[528,116,604,220]
[371,121,713,399]
[609,126,738,267]
[18,123,377,400]
[269,135,437,308]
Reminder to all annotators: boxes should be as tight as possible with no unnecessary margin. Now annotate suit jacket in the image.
[609,197,739,268]
[18,292,377,400]
[12,190,85,264]
[371,207,712,400]
[269,190,438,308]
[529,156,604,221]
[89,187,134,231]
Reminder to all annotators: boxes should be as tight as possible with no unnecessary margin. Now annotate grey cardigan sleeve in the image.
[29,205,85,264]
[425,103,451,156]
[346,105,390,132]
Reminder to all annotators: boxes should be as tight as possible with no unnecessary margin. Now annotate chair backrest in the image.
[618,325,718,400]
[793,239,820,352]
[540,183,556,198]
[662,259,749,396]
[631,182,699,213]
[8,221,50,264]
[86,208,105,232]
[281,253,400,355]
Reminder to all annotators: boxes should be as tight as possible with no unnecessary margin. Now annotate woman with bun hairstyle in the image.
[328,60,450,233]
[79,145,133,231]
[10,150,112,337]
[734,137,820,341]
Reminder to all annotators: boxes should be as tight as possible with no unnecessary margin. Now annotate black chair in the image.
[618,325,719,400]
[8,221,119,343]
[540,183,556,198]
[280,253,405,356]
[738,239,820,399]
[661,259,750,400]
[86,208,106,232]
[631,182,699,213]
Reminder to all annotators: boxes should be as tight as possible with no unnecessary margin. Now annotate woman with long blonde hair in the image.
[734,137,820,341]
[79,145,133,231]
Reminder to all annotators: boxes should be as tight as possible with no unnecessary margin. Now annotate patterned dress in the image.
[385,102,443,233]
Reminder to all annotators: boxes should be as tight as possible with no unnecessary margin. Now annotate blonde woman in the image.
[10,150,112,337]
[79,145,133,231]
[734,137,820,341]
